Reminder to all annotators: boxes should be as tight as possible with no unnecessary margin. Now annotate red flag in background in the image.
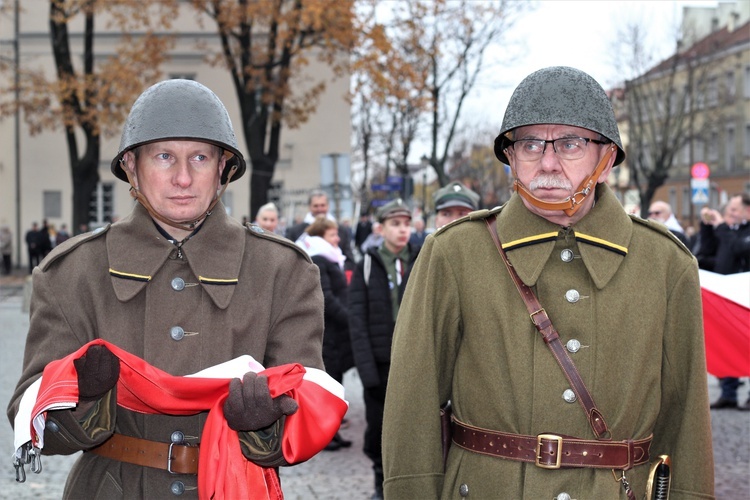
[699,271,750,378]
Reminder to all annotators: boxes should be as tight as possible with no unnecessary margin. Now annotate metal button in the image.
[170,480,185,496]
[566,339,581,353]
[556,493,572,500]
[560,249,574,262]
[459,483,469,497]
[46,421,60,433]
[170,326,185,341]
[171,431,185,444]
[565,289,580,303]
[563,389,577,403]
[250,225,265,233]
[171,277,185,291]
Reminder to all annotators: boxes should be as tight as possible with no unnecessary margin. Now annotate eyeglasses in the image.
[648,210,662,216]
[506,137,609,162]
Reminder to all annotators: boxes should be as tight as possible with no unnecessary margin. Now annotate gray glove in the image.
[223,372,298,431]
[73,345,120,401]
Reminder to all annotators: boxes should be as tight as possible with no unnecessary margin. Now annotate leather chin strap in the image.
[123,162,239,233]
[511,144,616,217]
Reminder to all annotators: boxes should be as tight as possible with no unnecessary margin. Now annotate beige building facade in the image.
[614,2,750,230]
[0,1,351,268]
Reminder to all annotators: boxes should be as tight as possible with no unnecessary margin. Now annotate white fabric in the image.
[664,213,684,233]
[296,234,345,270]
[699,270,750,308]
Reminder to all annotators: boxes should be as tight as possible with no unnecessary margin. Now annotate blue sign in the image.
[386,175,403,186]
[691,178,709,205]
[371,199,390,207]
[371,183,399,192]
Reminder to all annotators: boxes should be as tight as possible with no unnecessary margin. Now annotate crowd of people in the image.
[8,66,743,499]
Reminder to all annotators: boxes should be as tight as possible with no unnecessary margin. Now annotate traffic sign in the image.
[371,183,399,192]
[370,199,390,207]
[691,162,710,179]
[691,178,709,204]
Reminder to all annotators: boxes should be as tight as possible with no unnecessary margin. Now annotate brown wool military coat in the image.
[7,202,324,499]
[383,184,714,499]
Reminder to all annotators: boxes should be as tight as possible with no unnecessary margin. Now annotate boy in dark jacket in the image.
[349,198,419,499]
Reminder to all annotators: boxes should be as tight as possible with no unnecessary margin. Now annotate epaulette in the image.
[245,223,312,263]
[433,205,504,237]
[40,225,111,271]
[629,215,693,256]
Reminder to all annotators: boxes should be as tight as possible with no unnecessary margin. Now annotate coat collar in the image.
[496,183,632,289]
[107,202,245,309]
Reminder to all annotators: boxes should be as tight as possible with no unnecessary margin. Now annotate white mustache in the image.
[529,175,572,190]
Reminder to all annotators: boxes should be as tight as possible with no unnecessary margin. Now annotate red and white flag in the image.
[13,340,348,500]
[699,270,750,377]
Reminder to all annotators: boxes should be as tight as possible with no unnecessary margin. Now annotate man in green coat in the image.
[383,67,714,499]
[8,80,327,498]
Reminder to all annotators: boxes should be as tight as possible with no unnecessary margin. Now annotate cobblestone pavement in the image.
[1,273,748,499]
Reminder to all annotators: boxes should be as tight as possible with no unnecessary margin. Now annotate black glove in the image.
[223,372,298,431]
[73,345,120,401]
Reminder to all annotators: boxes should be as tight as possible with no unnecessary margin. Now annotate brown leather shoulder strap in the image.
[484,215,610,439]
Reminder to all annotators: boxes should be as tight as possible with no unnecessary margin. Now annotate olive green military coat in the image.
[383,185,714,499]
[7,203,324,499]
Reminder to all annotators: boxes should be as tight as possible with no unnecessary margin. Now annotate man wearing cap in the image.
[349,198,420,500]
[433,181,481,228]
[8,80,335,498]
[383,67,713,499]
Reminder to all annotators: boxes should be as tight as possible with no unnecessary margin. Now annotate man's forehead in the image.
[514,124,596,139]
[310,196,328,205]
[140,140,219,153]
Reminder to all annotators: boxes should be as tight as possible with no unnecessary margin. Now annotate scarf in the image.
[14,339,348,499]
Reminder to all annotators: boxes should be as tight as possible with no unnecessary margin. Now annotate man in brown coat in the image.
[383,67,714,499]
[7,79,326,498]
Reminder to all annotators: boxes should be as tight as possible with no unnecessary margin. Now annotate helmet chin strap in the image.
[511,144,616,217]
[122,162,238,233]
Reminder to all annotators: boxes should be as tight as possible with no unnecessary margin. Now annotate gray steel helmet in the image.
[494,66,624,166]
[111,79,246,184]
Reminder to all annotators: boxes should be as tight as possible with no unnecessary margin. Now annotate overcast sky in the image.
[411,0,721,161]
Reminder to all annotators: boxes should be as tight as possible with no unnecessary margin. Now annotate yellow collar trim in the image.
[109,268,152,282]
[502,232,559,251]
[199,276,239,285]
[575,233,628,256]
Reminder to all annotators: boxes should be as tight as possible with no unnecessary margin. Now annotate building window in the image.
[88,183,114,228]
[707,130,718,161]
[681,186,690,219]
[725,70,735,101]
[707,76,718,107]
[744,65,750,98]
[694,138,705,161]
[43,190,62,219]
[725,126,735,171]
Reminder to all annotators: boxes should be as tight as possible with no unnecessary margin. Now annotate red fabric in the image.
[29,339,347,500]
[702,288,750,377]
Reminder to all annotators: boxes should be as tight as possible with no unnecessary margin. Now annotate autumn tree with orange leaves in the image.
[188,0,356,219]
[352,0,525,203]
[0,0,177,232]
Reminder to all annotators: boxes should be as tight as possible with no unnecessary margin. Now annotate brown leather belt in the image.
[89,433,199,474]
[451,418,651,470]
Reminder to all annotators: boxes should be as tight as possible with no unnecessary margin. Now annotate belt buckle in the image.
[536,434,563,469]
[167,442,178,474]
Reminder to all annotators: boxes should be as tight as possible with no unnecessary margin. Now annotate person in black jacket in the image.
[298,216,355,449]
[698,193,750,410]
[348,198,419,500]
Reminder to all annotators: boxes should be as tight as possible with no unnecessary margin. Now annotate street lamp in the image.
[420,155,429,216]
